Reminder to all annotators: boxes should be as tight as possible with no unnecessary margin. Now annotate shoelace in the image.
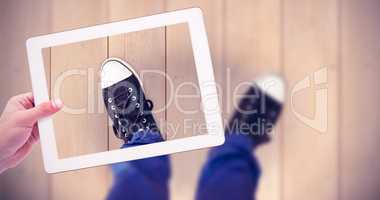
[132,99,154,130]
[109,86,154,135]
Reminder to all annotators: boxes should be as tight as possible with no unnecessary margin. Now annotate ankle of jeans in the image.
[125,130,163,146]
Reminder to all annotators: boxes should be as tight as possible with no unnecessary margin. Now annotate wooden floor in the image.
[1,0,380,200]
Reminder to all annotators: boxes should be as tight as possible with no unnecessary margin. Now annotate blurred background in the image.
[1,0,380,200]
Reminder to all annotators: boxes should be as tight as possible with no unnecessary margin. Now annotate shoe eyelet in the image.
[115,114,119,119]
[128,88,133,92]
[142,118,147,123]
[118,120,122,125]
[131,96,136,101]
[136,103,140,108]
[108,98,113,103]
[111,105,116,110]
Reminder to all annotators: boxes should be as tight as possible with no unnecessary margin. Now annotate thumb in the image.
[16,99,63,125]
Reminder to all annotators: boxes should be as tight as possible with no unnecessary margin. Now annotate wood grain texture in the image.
[164,1,224,199]
[2,1,380,200]
[223,0,282,199]
[49,0,110,199]
[107,0,166,150]
[341,0,380,199]
[282,0,339,199]
[0,0,51,199]
[107,0,127,150]
[223,0,283,199]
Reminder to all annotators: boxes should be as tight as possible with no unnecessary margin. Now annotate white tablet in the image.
[26,8,224,173]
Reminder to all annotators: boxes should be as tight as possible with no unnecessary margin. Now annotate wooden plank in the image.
[166,22,204,140]
[0,0,51,199]
[107,0,126,150]
[50,0,110,199]
[282,0,339,199]
[106,0,166,191]
[107,0,166,150]
[223,1,282,200]
[166,22,207,200]
[341,0,380,199]
[164,1,224,199]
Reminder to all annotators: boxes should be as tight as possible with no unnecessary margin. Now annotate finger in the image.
[31,124,40,143]
[2,93,34,115]
[1,137,35,170]
[9,92,34,108]
[0,126,40,172]
[15,99,63,125]
[21,92,35,109]
[0,159,9,174]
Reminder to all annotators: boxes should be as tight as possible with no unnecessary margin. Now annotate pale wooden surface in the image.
[108,0,166,150]
[282,0,339,199]
[223,0,283,199]
[341,0,380,199]
[48,0,110,200]
[0,0,51,200]
[49,0,110,200]
[1,0,380,200]
[165,1,224,199]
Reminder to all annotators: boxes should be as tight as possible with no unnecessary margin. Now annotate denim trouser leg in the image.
[107,131,260,200]
[196,132,261,200]
[106,131,170,200]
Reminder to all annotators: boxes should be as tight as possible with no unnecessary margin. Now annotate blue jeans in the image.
[106,131,261,200]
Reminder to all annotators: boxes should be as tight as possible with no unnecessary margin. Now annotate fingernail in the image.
[52,99,63,109]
